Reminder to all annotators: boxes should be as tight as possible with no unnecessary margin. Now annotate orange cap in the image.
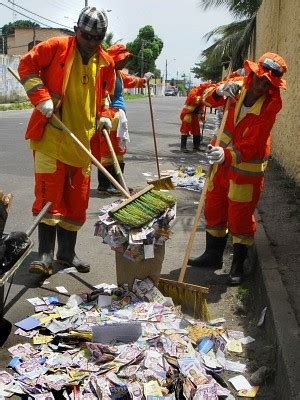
[108,44,132,63]
[244,52,287,89]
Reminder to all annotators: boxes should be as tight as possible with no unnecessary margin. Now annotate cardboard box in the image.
[115,244,165,289]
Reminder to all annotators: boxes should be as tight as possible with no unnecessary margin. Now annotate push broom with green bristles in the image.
[158,99,231,321]
[50,114,176,227]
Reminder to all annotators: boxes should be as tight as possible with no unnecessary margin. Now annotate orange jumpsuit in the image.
[99,70,145,165]
[18,36,114,229]
[180,83,211,136]
[202,77,282,245]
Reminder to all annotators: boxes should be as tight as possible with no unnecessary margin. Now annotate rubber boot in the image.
[56,226,90,273]
[119,162,133,193]
[180,135,190,153]
[29,223,56,275]
[106,165,121,195]
[193,135,201,151]
[227,243,248,285]
[188,232,227,268]
[97,168,110,193]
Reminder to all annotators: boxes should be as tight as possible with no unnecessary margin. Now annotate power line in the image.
[7,0,72,29]
[0,2,52,27]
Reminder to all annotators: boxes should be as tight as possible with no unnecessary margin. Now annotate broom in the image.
[101,128,129,194]
[158,99,231,320]
[50,114,176,228]
[146,81,174,190]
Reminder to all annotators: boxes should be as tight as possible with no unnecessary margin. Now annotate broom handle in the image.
[7,67,130,199]
[178,99,231,283]
[51,115,130,198]
[101,128,130,194]
[146,81,161,179]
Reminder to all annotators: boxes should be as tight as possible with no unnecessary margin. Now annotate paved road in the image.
[1,97,297,398]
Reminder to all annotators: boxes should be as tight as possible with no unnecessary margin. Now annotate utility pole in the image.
[140,40,145,94]
[85,0,88,6]
[165,59,168,86]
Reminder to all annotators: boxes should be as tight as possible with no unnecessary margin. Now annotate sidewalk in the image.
[256,159,300,399]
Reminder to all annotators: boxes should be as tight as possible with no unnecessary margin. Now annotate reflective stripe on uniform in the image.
[206,226,228,237]
[232,234,254,246]
[184,105,195,112]
[231,159,268,176]
[22,75,45,94]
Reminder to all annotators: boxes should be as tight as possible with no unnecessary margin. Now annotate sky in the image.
[0,0,233,84]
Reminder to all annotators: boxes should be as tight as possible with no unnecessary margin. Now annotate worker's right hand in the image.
[144,72,154,82]
[98,117,112,132]
[36,99,54,118]
[216,82,241,99]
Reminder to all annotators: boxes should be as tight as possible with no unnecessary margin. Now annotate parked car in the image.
[164,88,177,96]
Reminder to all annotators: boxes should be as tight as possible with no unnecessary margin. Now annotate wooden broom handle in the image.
[7,67,131,199]
[147,80,161,179]
[51,115,130,199]
[178,99,231,283]
[101,128,130,194]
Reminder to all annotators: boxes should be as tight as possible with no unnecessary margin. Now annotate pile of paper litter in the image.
[0,278,259,399]
[171,165,206,192]
[94,200,176,262]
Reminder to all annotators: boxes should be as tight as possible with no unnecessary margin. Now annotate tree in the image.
[195,0,262,79]
[126,26,163,76]
[2,20,39,35]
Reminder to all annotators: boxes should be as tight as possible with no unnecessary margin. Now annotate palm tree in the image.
[197,0,262,75]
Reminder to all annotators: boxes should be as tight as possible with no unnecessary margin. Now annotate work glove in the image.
[206,145,225,164]
[98,117,112,132]
[216,82,241,99]
[144,72,154,83]
[36,99,54,118]
[4,231,28,244]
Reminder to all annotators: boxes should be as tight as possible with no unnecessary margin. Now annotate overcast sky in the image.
[0,0,233,83]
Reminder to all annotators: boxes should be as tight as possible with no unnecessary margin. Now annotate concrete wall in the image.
[0,55,26,103]
[255,0,300,184]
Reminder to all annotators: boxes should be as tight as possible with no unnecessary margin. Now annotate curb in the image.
[255,218,300,399]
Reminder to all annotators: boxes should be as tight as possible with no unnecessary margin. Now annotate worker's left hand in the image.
[98,117,112,132]
[206,145,225,164]
[144,72,154,83]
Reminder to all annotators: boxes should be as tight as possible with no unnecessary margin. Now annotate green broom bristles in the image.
[109,187,176,228]
[158,279,210,321]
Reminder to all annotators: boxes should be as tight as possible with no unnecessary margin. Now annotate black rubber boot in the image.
[180,135,190,153]
[97,167,111,193]
[227,243,248,285]
[29,223,56,275]
[56,226,90,273]
[119,162,133,193]
[105,165,121,195]
[188,232,227,268]
[193,135,201,151]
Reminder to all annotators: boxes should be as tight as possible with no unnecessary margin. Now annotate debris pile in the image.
[94,200,176,262]
[0,278,259,399]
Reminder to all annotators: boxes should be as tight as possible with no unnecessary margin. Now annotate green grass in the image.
[0,102,33,111]
[0,95,145,111]
[124,93,146,100]
[237,286,250,303]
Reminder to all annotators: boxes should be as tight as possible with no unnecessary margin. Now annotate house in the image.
[6,27,73,56]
